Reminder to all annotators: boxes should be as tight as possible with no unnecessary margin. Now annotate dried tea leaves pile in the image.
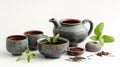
[96,51,110,57]
[66,56,86,62]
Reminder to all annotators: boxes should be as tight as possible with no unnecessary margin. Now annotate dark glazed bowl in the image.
[24,30,43,50]
[37,37,69,59]
[67,47,84,56]
[6,35,28,56]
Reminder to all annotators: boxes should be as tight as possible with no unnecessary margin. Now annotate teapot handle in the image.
[82,19,93,36]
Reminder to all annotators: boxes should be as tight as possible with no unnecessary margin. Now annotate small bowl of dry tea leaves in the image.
[67,47,85,56]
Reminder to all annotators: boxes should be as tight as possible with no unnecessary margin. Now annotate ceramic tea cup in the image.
[37,37,69,59]
[6,35,28,56]
[24,30,43,50]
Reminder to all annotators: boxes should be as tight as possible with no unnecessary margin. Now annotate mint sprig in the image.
[90,22,115,46]
[16,49,36,63]
[44,33,60,44]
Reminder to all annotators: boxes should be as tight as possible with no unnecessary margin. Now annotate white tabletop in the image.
[0,0,120,67]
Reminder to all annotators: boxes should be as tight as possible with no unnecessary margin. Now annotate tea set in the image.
[6,18,94,58]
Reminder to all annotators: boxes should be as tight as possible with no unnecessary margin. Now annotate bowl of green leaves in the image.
[37,33,69,59]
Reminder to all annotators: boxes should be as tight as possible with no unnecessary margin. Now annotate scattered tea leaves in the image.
[16,57,22,62]
[96,51,110,57]
[66,56,86,62]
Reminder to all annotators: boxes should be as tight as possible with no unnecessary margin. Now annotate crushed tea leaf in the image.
[66,56,86,62]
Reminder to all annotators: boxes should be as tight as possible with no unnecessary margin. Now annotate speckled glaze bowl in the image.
[37,37,69,59]
[24,30,43,50]
[6,35,28,56]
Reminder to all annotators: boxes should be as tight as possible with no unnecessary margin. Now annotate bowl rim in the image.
[7,35,27,41]
[67,47,85,52]
[24,30,43,36]
[37,37,69,45]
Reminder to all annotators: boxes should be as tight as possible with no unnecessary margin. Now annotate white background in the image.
[0,0,120,67]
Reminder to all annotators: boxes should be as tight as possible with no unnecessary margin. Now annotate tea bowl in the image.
[6,35,28,56]
[67,47,85,56]
[24,30,43,50]
[37,37,69,59]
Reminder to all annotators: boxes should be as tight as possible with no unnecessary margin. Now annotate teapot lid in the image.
[60,18,81,26]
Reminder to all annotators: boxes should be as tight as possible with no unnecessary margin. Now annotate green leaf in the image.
[90,36,99,41]
[25,49,30,55]
[30,53,36,59]
[52,33,60,43]
[44,35,51,43]
[102,35,115,42]
[27,55,31,63]
[94,22,104,37]
[16,57,21,62]
[99,38,104,46]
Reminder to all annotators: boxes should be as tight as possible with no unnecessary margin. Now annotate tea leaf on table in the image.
[90,36,99,41]
[30,53,36,59]
[44,35,51,43]
[94,22,104,37]
[25,49,30,55]
[102,35,115,42]
[27,55,31,63]
[52,33,60,43]
[16,57,22,62]
[99,38,104,46]
[16,49,36,63]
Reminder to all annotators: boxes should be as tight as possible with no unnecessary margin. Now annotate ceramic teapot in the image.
[49,18,93,46]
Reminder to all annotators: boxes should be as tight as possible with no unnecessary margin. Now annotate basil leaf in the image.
[25,49,30,55]
[90,36,99,41]
[44,35,51,43]
[27,55,31,63]
[52,33,60,44]
[102,35,115,42]
[30,53,36,59]
[16,57,21,62]
[99,38,104,46]
[94,22,104,37]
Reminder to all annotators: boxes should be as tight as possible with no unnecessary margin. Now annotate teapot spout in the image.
[49,18,61,29]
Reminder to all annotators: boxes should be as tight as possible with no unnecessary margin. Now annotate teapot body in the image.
[50,18,93,47]
[53,24,88,46]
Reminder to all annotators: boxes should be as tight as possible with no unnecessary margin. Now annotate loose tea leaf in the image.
[90,36,99,41]
[44,33,60,44]
[99,37,104,46]
[16,49,36,63]
[16,57,22,62]
[27,55,31,63]
[25,49,30,55]
[94,22,104,37]
[102,35,115,42]
[96,51,110,57]
[31,53,36,59]
[52,33,60,44]
[66,56,86,62]
[44,35,51,43]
